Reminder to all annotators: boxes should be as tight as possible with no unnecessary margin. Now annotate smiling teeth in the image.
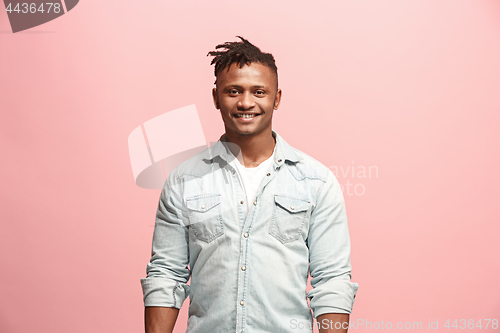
[237,114,257,118]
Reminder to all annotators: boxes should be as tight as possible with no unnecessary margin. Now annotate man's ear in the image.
[274,89,282,110]
[212,88,220,109]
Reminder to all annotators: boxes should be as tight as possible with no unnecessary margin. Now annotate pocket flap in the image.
[274,195,310,213]
[186,194,221,213]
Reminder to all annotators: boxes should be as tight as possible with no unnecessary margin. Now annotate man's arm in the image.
[141,173,191,332]
[307,170,358,322]
[145,307,179,333]
[317,313,350,333]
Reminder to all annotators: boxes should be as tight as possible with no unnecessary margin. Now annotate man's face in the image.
[212,62,281,139]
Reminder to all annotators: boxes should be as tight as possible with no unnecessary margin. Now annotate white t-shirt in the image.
[229,149,275,213]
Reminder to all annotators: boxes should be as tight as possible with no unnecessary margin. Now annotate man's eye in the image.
[229,89,239,95]
[255,90,265,95]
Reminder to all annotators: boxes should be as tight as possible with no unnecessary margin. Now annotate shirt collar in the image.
[201,130,302,166]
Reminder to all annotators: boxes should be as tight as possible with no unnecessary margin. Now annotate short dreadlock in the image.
[207,36,278,85]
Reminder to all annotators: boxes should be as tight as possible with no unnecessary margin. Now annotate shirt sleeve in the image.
[140,173,191,309]
[306,169,359,317]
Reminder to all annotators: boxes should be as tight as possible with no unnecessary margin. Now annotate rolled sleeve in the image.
[140,173,191,309]
[306,170,359,317]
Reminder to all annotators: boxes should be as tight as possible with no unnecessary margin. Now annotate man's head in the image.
[208,36,282,139]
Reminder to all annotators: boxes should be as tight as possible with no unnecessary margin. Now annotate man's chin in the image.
[225,123,271,138]
[233,129,255,136]
[232,124,257,136]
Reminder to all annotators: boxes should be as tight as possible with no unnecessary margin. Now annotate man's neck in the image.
[224,130,275,168]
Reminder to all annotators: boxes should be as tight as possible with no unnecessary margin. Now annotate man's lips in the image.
[233,113,261,118]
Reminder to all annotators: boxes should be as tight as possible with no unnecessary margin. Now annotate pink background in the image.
[1,0,499,332]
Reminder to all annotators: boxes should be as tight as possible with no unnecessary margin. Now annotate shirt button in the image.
[290,206,295,210]
[240,200,244,204]
[232,170,236,174]
[253,201,257,206]
[266,173,270,176]
[240,300,244,306]
[243,233,249,238]
[201,205,206,209]
[278,159,282,162]
[241,266,246,271]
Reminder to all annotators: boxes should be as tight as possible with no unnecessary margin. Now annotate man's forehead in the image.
[217,62,278,86]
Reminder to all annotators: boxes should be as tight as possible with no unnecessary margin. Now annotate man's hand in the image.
[317,313,350,333]
[145,307,179,333]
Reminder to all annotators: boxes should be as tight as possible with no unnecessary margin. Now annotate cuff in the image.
[307,280,359,317]
[140,277,190,309]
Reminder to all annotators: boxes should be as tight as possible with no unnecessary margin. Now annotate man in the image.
[141,36,358,333]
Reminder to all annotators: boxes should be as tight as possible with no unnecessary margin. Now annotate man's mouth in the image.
[234,113,261,118]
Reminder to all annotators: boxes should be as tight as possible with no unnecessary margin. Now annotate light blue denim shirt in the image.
[141,131,358,333]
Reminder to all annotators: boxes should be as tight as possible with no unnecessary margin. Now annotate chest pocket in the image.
[269,195,310,244]
[186,194,224,243]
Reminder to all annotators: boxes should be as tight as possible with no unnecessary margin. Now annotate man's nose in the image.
[237,92,255,110]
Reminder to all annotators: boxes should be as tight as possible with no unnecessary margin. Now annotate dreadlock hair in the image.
[207,36,278,85]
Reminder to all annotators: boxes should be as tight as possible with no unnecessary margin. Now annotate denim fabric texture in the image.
[141,131,358,333]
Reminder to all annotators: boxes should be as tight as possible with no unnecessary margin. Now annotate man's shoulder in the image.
[170,147,211,179]
[281,139,332,183]
[167,143,220,180]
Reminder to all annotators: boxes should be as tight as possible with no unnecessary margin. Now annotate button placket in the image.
[231,160,250,333]
[235,156,279,333]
